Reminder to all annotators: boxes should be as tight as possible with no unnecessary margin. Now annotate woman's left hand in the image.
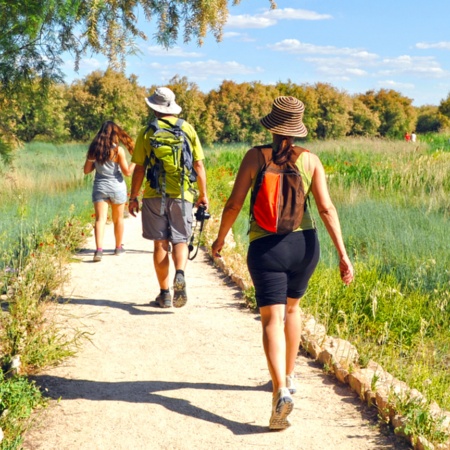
[211,238,224,258]
[339,255,354,285]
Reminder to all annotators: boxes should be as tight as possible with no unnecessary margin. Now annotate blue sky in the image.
[63,0,450,107]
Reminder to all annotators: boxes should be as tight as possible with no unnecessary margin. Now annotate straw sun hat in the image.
[260,96,308,137]
[145,87,182,115]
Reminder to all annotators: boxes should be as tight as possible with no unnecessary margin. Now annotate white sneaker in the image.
[286,373,297,395]
[269,387,293,430]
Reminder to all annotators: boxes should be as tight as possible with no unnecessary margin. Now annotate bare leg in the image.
[111,203,125,248]
[171,242,188,271]
[285,297,301,376]
[153,240,170,290]
[94,201,109,249]
[259,304,287,395]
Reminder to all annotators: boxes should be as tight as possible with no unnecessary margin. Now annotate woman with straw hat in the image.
[212,96,354,430]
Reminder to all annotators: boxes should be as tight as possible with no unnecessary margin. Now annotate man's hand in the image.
[195,194,209,210]
[128,198,140,217]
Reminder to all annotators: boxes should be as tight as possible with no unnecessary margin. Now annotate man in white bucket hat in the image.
[129,87,208,308]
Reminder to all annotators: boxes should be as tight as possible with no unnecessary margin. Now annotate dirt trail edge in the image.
[23,216,408,450]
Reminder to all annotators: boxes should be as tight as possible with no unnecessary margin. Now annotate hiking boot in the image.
[173,272,187,308]
[269,387,293,430]
[286,373,297,395]
[155,291,172,308]
[114,246,125,256]
[93,250,103,262]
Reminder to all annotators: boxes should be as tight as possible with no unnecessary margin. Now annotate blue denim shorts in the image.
[92,189,127,205]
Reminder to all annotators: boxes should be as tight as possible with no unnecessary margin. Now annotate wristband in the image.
[129,197,138,203]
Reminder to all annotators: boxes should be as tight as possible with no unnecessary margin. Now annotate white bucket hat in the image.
[145,87,182,115]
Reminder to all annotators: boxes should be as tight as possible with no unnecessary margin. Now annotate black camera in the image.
[194,205,210,222]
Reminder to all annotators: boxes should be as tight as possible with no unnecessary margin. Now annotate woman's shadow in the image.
[32,375,271,435]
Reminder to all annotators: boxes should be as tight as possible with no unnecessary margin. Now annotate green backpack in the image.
[145,118,197,215]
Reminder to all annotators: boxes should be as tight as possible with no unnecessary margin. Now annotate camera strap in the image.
[188,217,206,260]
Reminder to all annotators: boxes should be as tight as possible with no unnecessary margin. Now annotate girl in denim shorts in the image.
[83,121,135,262]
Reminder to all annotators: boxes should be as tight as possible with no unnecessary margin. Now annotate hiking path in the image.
[23,216,409,450]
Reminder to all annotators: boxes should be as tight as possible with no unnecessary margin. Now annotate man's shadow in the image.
[32,376,271,435]
[57,296,173,315]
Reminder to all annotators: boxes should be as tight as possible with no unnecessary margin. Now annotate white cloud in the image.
[174,60,263,77]
[146,46,203,58]
[269,39,378,59]
[271,39,448,82]
[377,80,415,89]
[226,8,331,29]
[262,8,332,21]
[416,41,450,50]
[223,32,241,38]
[222,31,256,42]
[226,14,276,29]
[379,56,446,78]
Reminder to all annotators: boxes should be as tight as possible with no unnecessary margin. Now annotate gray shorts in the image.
[141,198,193,244]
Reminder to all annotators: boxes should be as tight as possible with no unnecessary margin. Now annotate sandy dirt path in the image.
[23,216,409,450]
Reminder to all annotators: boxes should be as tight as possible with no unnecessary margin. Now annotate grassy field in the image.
[0,143,94,270]
[204,137,450,412]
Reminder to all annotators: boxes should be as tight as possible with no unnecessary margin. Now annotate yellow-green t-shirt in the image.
[249,151,316,243]
[132,117,204,203]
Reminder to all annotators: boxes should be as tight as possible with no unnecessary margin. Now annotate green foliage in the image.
[350,98,381,137]
[1,0,262,88]
[416,105,450,133]
[65,69,148,141]
[314,83,353,139]
[438,91,450,120]
[0,372,44,448]
[166,75,218,145]
[392,392,449,445]
[207,80,278,144]
[359,89,417,138]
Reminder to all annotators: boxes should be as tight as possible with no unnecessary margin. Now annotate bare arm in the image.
[310,153,354,285]
[83,154,95,174]
[193,159,208,209]
[128,164,145,217]
[212,148,259,257]
[117,147,135,177]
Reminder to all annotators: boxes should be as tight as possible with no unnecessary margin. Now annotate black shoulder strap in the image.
[157,117,184,130]
[145,118,159,135]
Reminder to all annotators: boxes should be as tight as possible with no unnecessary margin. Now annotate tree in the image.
[314,83,352,139]
[65,69,148,141]
[206,80,278,143]
[3,81,70,143]
[438,92,450,122]
[417,105,450,133]
[350,97,381,137]
[165,75,218,145]
[0,0,276,160]
[359,89,416,138]
[0,0,276,89]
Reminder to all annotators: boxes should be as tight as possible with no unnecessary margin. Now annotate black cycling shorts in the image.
[247,229,320,308]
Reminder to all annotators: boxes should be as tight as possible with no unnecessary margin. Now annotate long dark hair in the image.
[87,121,134,164]
[272,134,294,165]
